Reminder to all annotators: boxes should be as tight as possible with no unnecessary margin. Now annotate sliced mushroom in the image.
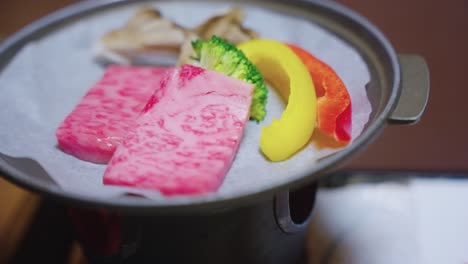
[93,7,189,65]
[93,7,258,65]
[193,7,257,44]
[177,8,258,64]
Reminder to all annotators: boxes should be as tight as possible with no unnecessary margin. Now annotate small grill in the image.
[0,0,429,263]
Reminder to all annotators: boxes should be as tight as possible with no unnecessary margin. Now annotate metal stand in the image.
[72,182,319,264]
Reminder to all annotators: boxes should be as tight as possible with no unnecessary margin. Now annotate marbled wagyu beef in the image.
[56,66,167,163]
[103,65,253,195]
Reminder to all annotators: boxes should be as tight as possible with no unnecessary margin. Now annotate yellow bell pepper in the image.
[238,39,317,161]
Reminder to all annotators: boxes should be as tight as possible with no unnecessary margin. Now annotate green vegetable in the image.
[189,35,268,122]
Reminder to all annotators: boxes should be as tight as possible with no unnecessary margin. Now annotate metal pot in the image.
[0,0,429,263]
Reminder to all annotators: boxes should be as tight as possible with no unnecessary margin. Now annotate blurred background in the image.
[0,0,467,263]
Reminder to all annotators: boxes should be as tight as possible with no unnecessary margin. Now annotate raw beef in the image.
[56,66,168,163]
[103,65,253,195]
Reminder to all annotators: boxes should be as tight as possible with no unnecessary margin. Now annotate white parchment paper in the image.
[0,2,371,202]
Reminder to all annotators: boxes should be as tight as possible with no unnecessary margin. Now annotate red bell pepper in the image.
[287,44,352,142]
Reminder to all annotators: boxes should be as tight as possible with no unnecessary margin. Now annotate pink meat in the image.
[103,65,253,195]
[56,66,168,163]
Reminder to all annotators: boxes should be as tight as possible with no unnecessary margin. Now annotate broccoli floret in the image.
[189,36,267,122]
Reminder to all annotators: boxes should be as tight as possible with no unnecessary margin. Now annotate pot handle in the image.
[388,54,430,124]
[274,182,318,233]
